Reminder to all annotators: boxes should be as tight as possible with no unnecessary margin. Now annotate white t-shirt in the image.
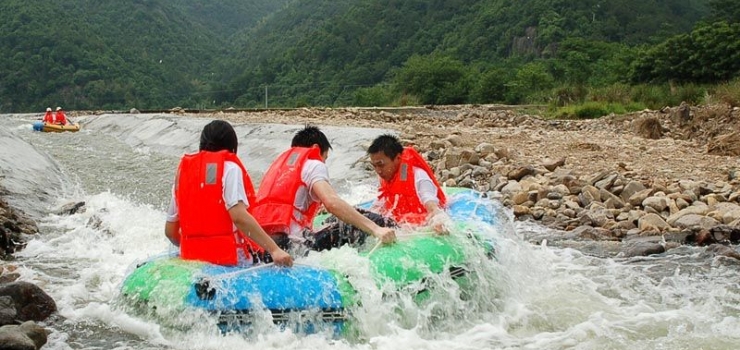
[166,161,249,223]
[414,166,440,206]
[287,159,330,237]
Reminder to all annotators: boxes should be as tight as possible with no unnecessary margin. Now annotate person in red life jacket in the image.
[54,107,68,125]
[164,120,292,267]
[251,125,396,255]
[367,134,451,234]
[42,108,54,123]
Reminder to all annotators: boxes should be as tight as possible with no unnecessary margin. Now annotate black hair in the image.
[291,125,332,154]
[367,134,403,159]
[199,120,238,153]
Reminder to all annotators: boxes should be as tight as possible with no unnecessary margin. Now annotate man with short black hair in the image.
[367,134,450,233]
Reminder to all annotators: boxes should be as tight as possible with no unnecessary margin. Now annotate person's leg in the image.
[356,208,397,228]
[253,233,292,263]
[307,209,397,251]
[306,224,341,251]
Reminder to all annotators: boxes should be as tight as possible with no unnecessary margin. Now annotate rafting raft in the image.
[119,187,500,335]
[32,121,80,133]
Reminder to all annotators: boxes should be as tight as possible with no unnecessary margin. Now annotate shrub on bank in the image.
[548,101,646,119]
[712,79,740,107]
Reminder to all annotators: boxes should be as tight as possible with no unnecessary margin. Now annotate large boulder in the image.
[0,321,47,350]
[0,282,56,326]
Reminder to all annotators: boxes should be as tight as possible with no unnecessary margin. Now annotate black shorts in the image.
[255,209,397,263]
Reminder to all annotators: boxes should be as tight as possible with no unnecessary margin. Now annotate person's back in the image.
[252,145,325,240]
[54,107,67,125]
[165,120,292,267]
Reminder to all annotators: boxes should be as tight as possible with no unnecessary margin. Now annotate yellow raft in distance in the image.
[40,122,80,133]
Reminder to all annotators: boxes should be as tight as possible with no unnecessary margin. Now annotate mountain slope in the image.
[219,0,710,106]
[0,0,288,112]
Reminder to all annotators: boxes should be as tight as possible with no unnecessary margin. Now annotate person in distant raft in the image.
[42,108,54,124]
[367,134,451,234]
[251,125,396,257]
[54,107,68,125]
[164,120,292,267]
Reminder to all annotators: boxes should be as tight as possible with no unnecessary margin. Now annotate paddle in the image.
[65,114,77,127]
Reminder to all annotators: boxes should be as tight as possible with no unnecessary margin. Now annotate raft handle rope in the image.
[197,262,326,282]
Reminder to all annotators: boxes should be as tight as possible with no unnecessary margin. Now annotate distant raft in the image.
[32,121,80,133]
[119,187,500,336]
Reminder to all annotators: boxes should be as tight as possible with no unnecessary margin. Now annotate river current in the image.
[0,113,738,350]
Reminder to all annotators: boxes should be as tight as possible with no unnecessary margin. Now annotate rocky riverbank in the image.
[0,184,53,349]
[0,103,737,348]
[171,103,740,255]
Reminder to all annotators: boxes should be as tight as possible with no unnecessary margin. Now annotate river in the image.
[1,113,738,350]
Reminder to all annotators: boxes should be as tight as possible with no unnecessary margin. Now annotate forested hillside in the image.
[219,0,719,108]
[2,0,737,113]
[169,0,292,38]
[0,0,289,112]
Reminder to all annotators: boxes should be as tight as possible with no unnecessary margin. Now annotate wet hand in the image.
[428,211,452,235]
[375,227,396,244]
[269,248,293,267]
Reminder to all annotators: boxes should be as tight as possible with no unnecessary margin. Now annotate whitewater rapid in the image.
[1,113,739,350]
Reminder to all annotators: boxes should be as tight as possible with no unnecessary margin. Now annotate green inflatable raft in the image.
[119,187,498,336]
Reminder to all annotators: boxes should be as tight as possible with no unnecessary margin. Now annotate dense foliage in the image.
[631,0,740,84]
[0,0,289,112]
[2,0,737,113]
[220,0,719,108]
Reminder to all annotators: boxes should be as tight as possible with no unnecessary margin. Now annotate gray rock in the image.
[507,166,536,181]
[621,181,647,201]
[459,149,480,165]
[579,185,601,207]
[673,214,720,230]
[629,188,654,207]
[675,197,690,209]
[445,134,464,147]
[671,101,691,125]
[0,282,56,325]
[708,244,740,260]
[623,243,666,257]
[667,205,710,226]
[0,296,16,325]
[594,172,619,190]
[0,321,47,350]
[565,225,616,241]
[542,157,565,172]
[500,180,522,195]
[638,213,671,232]
[471,165,490,177]
[474,143,495,157]
[600,189,625,209]
[642,196,669,212]
[51,201,85,216]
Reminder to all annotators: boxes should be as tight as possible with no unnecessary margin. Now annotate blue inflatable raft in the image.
[120,187,499,336]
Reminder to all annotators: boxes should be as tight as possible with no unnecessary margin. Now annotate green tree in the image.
[631,21,740,83]
[508,62,555,104]
[393,55,469,105]
[470,66,514,103]
[709,0,740,23]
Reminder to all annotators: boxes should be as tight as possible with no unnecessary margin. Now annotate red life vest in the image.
[378,147,446,224]
[252,147,323,234]
[43,112,54,124]
[175,150,259,265]
[54,111,67,124]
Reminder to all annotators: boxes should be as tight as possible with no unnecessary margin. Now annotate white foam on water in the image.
[2,113,740,349]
